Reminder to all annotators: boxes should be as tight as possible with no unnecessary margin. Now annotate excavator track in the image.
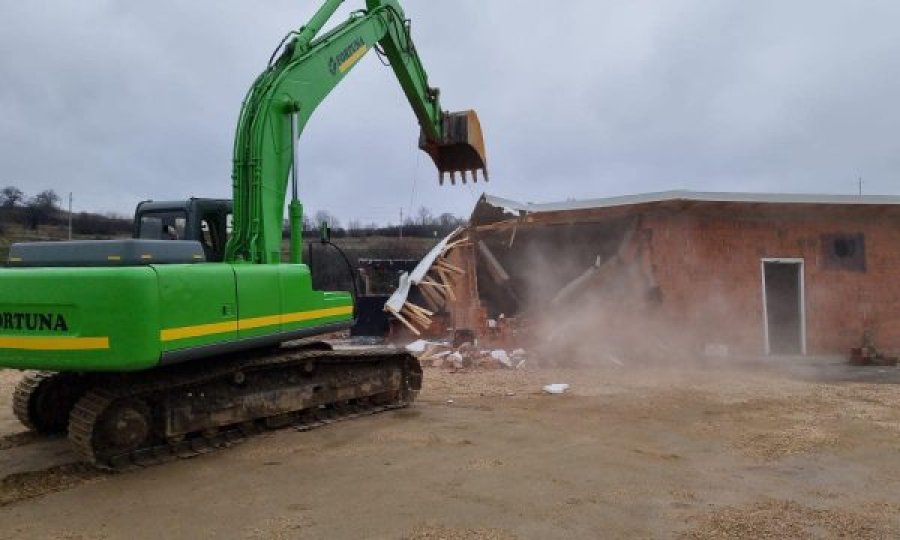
[65,344,422,470]
[12,372,48,431]
[13,371,86,434]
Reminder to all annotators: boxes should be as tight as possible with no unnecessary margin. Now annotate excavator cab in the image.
[420,110,488,186]
[133,199,232,262]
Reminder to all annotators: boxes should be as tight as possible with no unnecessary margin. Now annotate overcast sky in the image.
[2,1,898,224]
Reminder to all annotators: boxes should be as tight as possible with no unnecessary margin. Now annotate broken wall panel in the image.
[473,218,640,317]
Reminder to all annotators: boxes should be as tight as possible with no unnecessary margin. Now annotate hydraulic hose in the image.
[321,239,361,319]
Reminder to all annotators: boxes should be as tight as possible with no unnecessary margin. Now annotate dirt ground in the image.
[1,360,899,539]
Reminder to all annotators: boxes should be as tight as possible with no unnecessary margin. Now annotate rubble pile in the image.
[850,332,898,367]
[405,339,527,371]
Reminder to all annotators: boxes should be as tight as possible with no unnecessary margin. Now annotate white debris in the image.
[447,352,465,369]
[405,339,430,353]
[542,383,570,394]
[511,349,528,369]
[490,349,512,368]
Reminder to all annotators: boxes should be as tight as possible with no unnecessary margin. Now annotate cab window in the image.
[139,211,187,240]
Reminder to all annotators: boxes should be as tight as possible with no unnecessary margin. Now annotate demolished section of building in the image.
[388,190,900,362]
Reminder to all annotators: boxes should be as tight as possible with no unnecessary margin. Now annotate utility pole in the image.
[399,208,403,239]
[858,177,863,197]
[68,192,73,240]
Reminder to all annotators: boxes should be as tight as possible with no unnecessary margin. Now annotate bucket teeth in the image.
[439,167,489,186]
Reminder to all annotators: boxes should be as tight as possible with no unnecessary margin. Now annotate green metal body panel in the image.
[0,267,161,371]
[156,264,238,351]
[0,263,351,372]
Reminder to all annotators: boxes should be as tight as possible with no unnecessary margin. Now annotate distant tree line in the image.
[1,184,468,240]
[0,186,131,236]
[298,206,467,239]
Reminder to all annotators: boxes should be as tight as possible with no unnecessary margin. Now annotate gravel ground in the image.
[0,362,899,539]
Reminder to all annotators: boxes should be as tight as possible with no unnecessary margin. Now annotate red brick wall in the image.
[645,203,900,356]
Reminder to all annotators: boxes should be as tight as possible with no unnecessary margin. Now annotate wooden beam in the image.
[421,278,449,291]
[436,268,457,301]
[443,237,470,251]
[388,308,421,336]
[401,305,431,328]
[417,285,441,310]
[419,283,443,305]
[477,240,511,284]
[435,259,465,275]
[405,301,434,318]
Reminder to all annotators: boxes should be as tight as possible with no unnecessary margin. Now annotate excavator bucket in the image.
[420,110,488,186]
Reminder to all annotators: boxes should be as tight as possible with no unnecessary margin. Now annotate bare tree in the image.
[438,212,460,227]
[31,189,60,210]
[0,186,24,208]
[416,206,433,226]
[25,190,61,229]
[313,210,341,230]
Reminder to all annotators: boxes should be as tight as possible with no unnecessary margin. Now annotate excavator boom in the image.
[227,0,487,264]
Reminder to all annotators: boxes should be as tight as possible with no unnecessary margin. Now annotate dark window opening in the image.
[822,233,865,272]
[198,212,229,262]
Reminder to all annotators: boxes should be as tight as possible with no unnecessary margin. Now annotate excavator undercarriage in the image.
[13,342,422,470]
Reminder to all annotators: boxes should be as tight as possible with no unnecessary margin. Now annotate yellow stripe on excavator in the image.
[0,336,110,351]
[160,306,353,342]
[339,45,368,73]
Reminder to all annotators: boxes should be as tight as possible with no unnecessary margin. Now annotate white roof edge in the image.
[482,190,900,214]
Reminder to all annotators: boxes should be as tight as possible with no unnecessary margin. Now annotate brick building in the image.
[434,191,900,358]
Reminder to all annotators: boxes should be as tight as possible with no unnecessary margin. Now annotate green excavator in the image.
[0,0,487,468]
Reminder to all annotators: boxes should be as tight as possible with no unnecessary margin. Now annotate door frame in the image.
[760,258,807,355]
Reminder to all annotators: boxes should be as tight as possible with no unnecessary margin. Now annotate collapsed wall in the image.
[464,198,674,365]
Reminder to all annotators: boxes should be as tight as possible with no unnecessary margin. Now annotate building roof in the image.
[481,190,900,214]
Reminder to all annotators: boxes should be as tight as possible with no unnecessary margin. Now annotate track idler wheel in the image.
[69,391,154,464]
[12,371,85,434]
[98,399,152,455]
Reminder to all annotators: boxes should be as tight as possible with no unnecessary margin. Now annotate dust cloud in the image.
[501,236,754,370]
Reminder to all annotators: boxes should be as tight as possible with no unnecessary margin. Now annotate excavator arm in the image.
[226,0,487,264]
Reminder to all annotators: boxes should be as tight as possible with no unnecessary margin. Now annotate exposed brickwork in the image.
[644,203,900,356]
